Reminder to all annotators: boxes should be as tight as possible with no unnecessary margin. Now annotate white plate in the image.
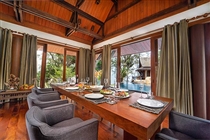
[84,93,104,99]
[115,94,130,99]
[65,87,79,90]
[117,89,129,92]
[137,99,164,108]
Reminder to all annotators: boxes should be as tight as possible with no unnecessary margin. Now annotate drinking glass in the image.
[86,77,90,85]
[139,84,144,98]
[104,78,108,88]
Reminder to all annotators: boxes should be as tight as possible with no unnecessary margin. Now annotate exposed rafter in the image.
[1,0,103,39]
[13,0,23,22]
[51,0,104,26]
[66,0,84,37]
[106,0,141,22]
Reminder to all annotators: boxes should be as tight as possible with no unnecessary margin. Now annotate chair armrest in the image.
[32,99,68,109]
[41,118,99,140]
[169,110,210,139]
[38,92,61,101]
[43,103,75,125]
[155,133,178,140]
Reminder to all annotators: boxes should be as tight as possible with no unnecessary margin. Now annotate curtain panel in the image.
[0,28,13,89]
[78,48,91,82]
[19,34,37,85]
[101,44,111,85]
[189,23,210,119]
[90,49,95,84]
[156,19,193,115]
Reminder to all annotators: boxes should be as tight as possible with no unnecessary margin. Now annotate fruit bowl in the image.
[90,85,103,92]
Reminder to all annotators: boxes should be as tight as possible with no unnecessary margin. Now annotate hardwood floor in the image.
[0,99,169,140]
[0,100,123,140]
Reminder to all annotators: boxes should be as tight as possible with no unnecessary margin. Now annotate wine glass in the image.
[104,78,108,88]
[86,77,90,85]
[139,84,144,98]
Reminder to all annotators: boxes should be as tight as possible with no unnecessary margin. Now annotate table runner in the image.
[130,100,168,114]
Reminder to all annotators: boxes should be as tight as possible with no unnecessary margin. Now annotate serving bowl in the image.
[90,85,103,92]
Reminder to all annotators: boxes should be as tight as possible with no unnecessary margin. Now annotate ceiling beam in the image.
[51,0,104,26]
[106,0,141,22]
[66,0,84,37]
[18,0,23,22]
[1,0,103,39]
[13,0,23,22]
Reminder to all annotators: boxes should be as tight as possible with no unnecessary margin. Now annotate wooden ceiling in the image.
[0,0,208,46]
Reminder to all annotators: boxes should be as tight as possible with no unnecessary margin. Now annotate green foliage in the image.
[36,52,76,87]
[111,54,139,82]
[95,60,102,71]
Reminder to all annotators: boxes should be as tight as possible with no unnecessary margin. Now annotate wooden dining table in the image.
[52,85,173,140]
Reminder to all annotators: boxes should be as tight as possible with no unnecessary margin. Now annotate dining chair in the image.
[155,110,210,140]
[26,103,99,140]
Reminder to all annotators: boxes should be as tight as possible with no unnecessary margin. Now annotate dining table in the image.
[51,84,174,140]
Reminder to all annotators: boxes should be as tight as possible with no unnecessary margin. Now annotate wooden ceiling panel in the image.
[1,0,205,46]
[79,0,113,22]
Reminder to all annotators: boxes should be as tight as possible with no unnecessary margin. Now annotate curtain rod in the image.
[187,12,210,22]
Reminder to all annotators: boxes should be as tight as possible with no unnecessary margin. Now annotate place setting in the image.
[130,92,168,114]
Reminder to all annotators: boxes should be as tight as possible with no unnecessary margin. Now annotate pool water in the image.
[120,82,151,93]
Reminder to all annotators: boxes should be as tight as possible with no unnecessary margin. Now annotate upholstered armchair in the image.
[27,92,68,109]
[26,104,99,140]
[155,110,210,140]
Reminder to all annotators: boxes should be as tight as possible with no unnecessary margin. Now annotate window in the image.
[36,45,44,87]
[111,49,117,87]
[95,53,102,85]
[120,39,151,91]
[66,50,76,82]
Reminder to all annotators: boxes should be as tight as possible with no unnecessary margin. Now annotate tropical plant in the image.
[111,54,139,82]
[37,52,76,87]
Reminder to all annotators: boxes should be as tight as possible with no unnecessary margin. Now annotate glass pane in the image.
[36,45,43,87]
[66,50,76,83]
[111,49,117,87]
[95,53,102,85]
[45,45,64,88]
[120,39,151,92]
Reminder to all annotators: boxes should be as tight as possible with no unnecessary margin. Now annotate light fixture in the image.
[95,0,100,5]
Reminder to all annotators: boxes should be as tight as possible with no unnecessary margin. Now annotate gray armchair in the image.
[26,104,99,140]
[155,110,210,140]
[27,92,68,109]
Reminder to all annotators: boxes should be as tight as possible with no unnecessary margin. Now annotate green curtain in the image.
[19,34,37,85]
[101,44,111,85]
[90,49,95,84]
[78,48,91,82]
[0,28,13,89]
[156,19,193,115]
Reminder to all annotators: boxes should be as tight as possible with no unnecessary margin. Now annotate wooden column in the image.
[11,35,22,77]
[190,24,206,119]
[151,37,158,95]
[40,44,47,88]
[204,23,210,120]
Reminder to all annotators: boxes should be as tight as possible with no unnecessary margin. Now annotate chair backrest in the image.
[169,110,210,139]
[26,106,48,140]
